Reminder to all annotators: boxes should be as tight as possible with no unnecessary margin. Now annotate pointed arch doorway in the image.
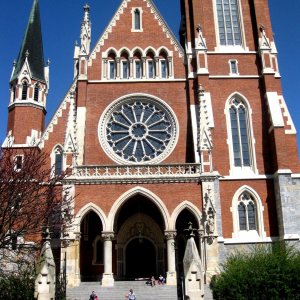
[114,194,166,280]
[125,238,156,279]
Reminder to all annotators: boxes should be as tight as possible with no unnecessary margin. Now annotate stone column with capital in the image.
[101,232,115,287]
[154,56,159,78]
[129,57,133,79]
[116,58,120,79]
[165,231,177,286]
[142,57,146,78]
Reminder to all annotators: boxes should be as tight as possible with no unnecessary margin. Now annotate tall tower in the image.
[5,0,49,146]
[180,0,300,274]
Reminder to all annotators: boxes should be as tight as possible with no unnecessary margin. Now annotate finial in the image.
[84,3,90,12]
[184,222,197,238]
[47,59,51,66]
[25,50,30,58]
[196,24,202,32]
[13,59,16,67]
[260,24,265,32]
[83,3,90,22]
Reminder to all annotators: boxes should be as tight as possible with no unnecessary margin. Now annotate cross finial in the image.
[184,222,197,238]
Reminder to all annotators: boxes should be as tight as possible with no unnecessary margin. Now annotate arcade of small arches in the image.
[102,47,174,80]
[64,185,264,286]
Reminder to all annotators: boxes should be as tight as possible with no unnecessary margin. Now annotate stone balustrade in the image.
[67,163,202,184]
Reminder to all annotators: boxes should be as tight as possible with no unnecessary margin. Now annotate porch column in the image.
[64,233,81,288]
[165,231,177,286]
[101,232,115,287]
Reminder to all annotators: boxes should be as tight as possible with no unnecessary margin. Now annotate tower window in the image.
[134,9,141,30]
[229,60,238,74]
[34,84,40,101]
[14,155,23,171]
[216,0,242,46]
[229,98,250,167]
[12,85,16,101]
[21,81,28,100]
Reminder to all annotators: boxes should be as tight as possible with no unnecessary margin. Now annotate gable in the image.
[88,0,184,68]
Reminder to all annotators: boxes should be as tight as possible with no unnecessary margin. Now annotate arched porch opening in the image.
[175,209,199,275]
[114,194,166,280]
[80,210,104,281]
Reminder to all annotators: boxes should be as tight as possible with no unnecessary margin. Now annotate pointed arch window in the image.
[34,84,40,101]
[229,97,251,168]
[134,9,141,30]
[238,192,257,231]
[133,52,142,79]
[21,81,28,100]
[159,51,168,79]
[107,52,116,80]
[216,0,242,46]
[121,52,130,79]
[146,52,155,79]
[53,147,63,176]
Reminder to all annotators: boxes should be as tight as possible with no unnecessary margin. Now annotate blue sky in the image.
[0,0,299,156]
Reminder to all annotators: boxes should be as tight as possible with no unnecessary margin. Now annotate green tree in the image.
[210,242,300,300]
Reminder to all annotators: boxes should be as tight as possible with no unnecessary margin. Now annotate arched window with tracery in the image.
[231,187,266,242]
[237,192,257,231]
[228,97,252,168]
[21,81,28,100]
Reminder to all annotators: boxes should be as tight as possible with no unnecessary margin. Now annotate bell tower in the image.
[5,0,49,146]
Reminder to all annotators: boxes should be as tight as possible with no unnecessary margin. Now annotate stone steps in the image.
[66,281,213,300]
[67,281,177,300]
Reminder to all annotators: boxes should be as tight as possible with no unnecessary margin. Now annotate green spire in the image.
[11,0,45,82]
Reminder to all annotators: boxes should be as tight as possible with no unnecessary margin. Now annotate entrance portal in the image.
[125,238,156,279]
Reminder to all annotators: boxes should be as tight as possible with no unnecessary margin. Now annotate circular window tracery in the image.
[99,95,178,164]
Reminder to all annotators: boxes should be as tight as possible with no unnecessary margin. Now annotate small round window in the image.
[99,95,178,164]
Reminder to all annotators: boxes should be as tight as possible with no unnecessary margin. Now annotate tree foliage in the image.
[0,147,73,299]
[210,242,300,300]
[0,147,72,251]
[0,257,35,300]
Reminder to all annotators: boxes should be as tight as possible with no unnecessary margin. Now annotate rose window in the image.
[100,96,178,164]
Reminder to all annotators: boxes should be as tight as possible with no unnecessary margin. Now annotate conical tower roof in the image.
[11,0,45,82]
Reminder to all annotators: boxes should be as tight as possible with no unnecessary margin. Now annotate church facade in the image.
[4,0,300,288]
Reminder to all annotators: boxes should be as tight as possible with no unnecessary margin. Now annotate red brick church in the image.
[3,0,300,288]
